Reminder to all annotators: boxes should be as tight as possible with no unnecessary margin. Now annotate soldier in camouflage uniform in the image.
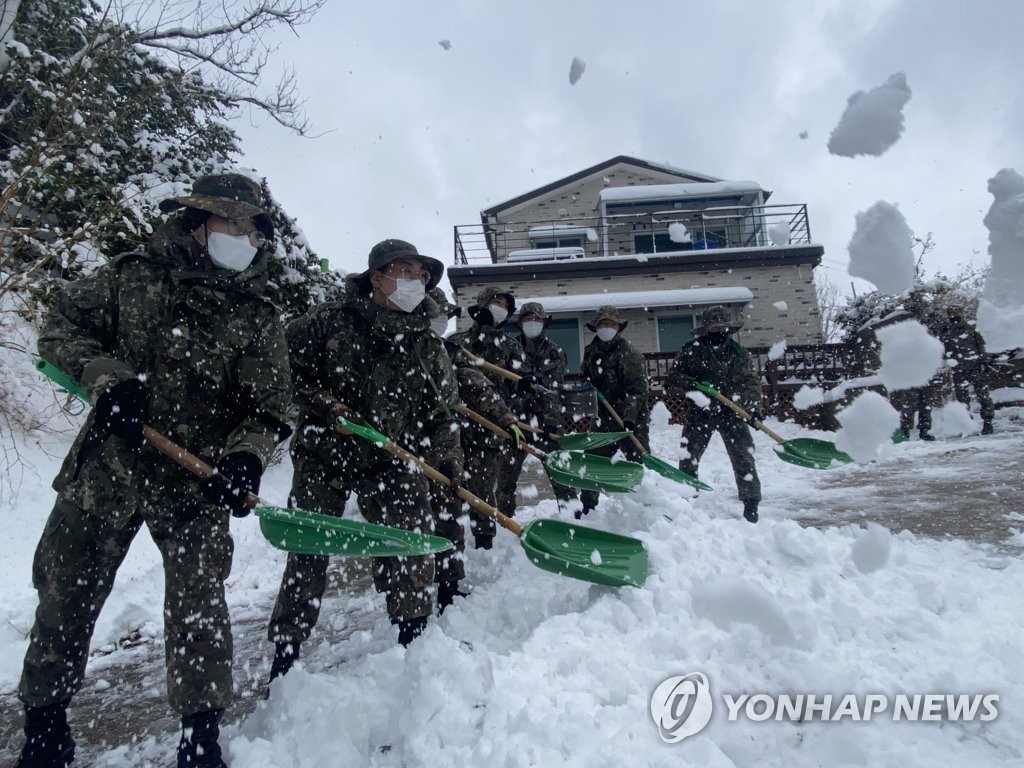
[267,240,461,681]
[665,305,762,523]
[16,174,292,768]
[579,305,650,518]
[938,304,995,435]
[426,288,525,611]
[448,287,525,549]
[889,293,943,441]
[495,301,580,517]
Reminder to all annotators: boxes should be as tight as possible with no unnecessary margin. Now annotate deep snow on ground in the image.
[1,400,1023,767]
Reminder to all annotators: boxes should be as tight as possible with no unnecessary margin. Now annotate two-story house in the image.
[449,156,825,380]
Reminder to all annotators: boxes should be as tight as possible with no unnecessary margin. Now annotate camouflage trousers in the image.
[495,436,579,517]
[679,411,761,502]
[431,487,466,584]
[19,496,234,716]
[891,384,941,434]
[462,442,509,539]
[579,416,648,512]
[268,454,435,646]
[951,369,995,424]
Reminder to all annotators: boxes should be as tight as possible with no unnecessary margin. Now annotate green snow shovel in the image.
[694,381,855,469]
[594,391,712,492]
[459,405,643,494]
[336,414,649,588]
[514,422,633,452]
[37,360,452,558]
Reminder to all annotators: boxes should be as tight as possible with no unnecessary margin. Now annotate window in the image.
[634,231,686,254]
[656,314,698,353]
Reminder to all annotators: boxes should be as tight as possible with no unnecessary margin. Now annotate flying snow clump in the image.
[976,168,1024,352]
[569,57,586,85]
[828,72,912,158]
[847,201,915,294]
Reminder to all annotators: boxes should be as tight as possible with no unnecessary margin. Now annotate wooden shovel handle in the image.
[598,397,648,454]
[457,405,546,461]
[330,422,524,537]
[455,347,523,383]
[141,425,261,509]
[708,391,787,444]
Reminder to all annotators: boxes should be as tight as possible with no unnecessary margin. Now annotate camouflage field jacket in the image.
[448,323,524,449]
[40,220,292,523]
[582,335,649,426]
[288,292,461,475]
[665,336,762,415]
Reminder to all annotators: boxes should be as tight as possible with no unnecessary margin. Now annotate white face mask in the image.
[388,278,426,313]
[207,231,259,272]
[596,327,618,342]
[488,303,509,326]
[430,317,450,337]
[521,321,545,339]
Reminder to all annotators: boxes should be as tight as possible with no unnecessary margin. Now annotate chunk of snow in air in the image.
[828,72,912,158]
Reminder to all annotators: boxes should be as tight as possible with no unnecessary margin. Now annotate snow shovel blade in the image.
[552,431,631,451]
[544,450,644,493]
[775,438,854,469]
[891,428,909,444]
[640,453,713,491]
[255,505,453,557]
[518,519,648,588]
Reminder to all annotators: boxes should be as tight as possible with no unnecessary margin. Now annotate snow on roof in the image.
[599,180,763,204]
[526,225,598,240]
[520,287,753,314]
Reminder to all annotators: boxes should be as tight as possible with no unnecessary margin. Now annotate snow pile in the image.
[828,72,912,158]
[849,523,892,573]
[875,320,944,390]
[847,201,916,294]
[976,168,1024,352]
[668,222,691,243]
[773,301,788,311]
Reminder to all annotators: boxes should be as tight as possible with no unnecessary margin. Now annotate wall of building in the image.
[454,262,823,351]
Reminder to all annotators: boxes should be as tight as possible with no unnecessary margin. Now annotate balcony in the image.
[453,202,813,265]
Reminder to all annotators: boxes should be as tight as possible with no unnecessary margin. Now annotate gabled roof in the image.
[481,155,721,218]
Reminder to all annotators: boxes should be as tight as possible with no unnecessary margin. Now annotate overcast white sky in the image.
[233,0,1023,297]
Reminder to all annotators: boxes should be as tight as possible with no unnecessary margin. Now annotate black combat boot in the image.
[396,616,428,647]
[177,708,227,768]
[919,430,936,441]
[981,420,994,435]
[16,701,75,768]
[574,505,594,520]
[742,500,759,524]
[437,580,469,615]
[268,641,300,682]
[474,534,494,550]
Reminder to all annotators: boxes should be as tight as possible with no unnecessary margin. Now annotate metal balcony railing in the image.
[453,203,813,265]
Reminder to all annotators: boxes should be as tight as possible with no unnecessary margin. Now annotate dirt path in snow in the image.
[2,428,1021,763]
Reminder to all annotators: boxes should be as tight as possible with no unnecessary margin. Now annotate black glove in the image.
[437,459,462,492]
[746,409,765,426]
[94,379,149,448]
[542,421,561,437]
[516,373,539,394]
[622,419,637,432]
[200,452,262,517]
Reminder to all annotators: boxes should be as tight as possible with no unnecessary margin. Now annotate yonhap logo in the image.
[650,672,714,743]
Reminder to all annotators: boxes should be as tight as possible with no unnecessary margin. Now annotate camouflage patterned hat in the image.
[351,238,445,293]
[428,287,462,319]
[694,305,742,336]
[159,173,274,237]
[468,286,516,324]
[585,304,628,332]
[517,301,551,327]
